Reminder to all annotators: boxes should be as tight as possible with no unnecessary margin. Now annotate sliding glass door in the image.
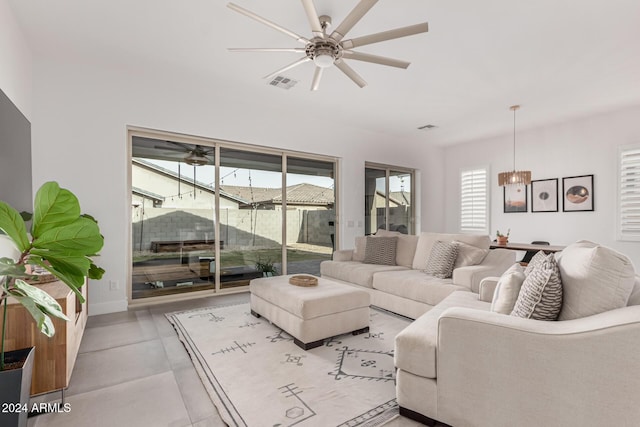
[365,164,414,235]
[285,156,335,276]
[130,132,338,301]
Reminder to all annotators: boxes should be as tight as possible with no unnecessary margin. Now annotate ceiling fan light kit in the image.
[227,0,428,91]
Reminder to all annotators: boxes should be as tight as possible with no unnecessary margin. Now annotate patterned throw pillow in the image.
[511,253,563,321]
[363,236,398,266]
[524,250,548,276]
[424,241,459,279]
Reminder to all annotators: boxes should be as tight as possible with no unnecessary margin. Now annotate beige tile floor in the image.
[28,292,432,427]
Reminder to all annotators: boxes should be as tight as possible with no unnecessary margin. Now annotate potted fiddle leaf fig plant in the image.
[0,181,104,427]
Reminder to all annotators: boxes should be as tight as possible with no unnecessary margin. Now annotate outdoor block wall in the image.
[132,207,335,251]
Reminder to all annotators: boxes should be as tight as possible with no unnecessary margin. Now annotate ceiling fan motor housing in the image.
[306,38,342,67]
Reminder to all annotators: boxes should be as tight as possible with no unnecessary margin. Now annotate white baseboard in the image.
[89,299,128,316]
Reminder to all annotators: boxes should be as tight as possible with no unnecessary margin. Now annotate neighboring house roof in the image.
[132,186,164,202]
[132,159,245,204]
[221,183,334,206]
[389,191,411,206]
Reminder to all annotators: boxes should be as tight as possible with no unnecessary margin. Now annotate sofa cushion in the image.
[364,236,397,265]
[453,241,489,269]
[412,232,490,270]
[320,260,407,288]
[372,269,467,306]
[394,291,489,379]
[511,254,563,321]
[352,236,367,262]
[490,263,526,314]
[556,240,635,320]
[628,276,640,306]
[424,241,458,279]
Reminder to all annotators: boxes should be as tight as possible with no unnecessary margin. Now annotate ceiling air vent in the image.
[267,76,298,90]
[417,124,437,130]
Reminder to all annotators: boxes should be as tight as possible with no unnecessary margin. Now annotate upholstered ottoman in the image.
[250,275,370,350]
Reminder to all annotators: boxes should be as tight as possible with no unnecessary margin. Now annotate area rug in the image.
[166,302,411,427]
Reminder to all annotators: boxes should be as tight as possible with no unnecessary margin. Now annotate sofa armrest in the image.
[332,249,354,261]
[435,305,640,427]
[452,249,515,292]
[478,277,499,302]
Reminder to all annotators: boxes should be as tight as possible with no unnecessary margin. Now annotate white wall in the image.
[444,105,640,268]
[0,0,32,120]
[31,58,441,314]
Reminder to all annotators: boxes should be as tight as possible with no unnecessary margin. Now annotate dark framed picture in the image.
[531,179,558,212]
[504,184,528,213]
[562,175,594,212]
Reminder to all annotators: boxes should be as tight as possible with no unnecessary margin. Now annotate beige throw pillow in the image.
[490,263,526,314]
[352,236,367,262]
[511,253,563,321]
[556,240,635,320]
[454,241,489,269]
[424,241,458,279]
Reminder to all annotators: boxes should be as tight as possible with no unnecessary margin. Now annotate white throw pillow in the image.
[511,253,563,321]
[556,240,635,320]
[352,236,367,262]
[490,263,526,314]
[454,241,489,269]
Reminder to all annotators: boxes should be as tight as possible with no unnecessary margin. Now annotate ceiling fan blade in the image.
[330,0,378,42]
[228,48,307,53]
[227,3,310,44]
[263,56,312,80]
[342,51,410,69]
[334,60,367,88]
[341,22,428,49]
[310,67,323,91]
[301,0,324,38]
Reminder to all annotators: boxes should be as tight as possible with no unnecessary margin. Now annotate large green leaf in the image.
[30,249,90,278]
[32,182,81,238]
[0,201,30,252]
[30,258,85,304]
[88,262,106,280]
[32,217,104,255]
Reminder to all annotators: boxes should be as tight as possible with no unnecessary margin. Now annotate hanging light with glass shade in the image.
[498,105,531,187]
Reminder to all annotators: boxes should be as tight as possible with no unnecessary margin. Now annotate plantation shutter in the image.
[460,167,488,234]
[618,146,640,241]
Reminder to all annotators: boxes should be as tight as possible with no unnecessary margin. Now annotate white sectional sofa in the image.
[395,240,640,427]
[320,231,515,319]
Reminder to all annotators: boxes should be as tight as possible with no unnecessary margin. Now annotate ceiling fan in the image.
[155,141,214,166]
[227,0,428,91]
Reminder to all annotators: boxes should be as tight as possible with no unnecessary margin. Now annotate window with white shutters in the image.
[618,145,640,241]
[460,167,489,234]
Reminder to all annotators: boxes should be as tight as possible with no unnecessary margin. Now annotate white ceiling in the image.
[8,0,640,146]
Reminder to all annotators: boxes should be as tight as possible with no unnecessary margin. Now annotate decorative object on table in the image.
[496,229,510,245]
[498,105,531,187]
[563,175,594,212]
[504,184,528,213]
[255,257,278,277]
[166,302,410,427]
[288,275,318,287]
[531,178,559,212]
[0,182,104,427]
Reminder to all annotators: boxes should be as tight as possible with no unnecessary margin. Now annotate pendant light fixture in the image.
[498,105,531,187]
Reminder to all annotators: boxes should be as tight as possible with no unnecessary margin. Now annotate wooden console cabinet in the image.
[0,280,87,395]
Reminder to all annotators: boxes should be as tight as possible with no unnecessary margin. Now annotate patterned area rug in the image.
[166,302,411,426]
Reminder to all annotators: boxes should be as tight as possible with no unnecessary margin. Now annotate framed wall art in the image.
[562,175,594,212]
[504,184,528,213]
[531,178,558,212]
